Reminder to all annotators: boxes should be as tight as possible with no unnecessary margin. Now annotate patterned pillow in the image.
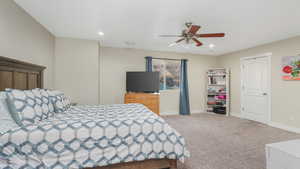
[0,92,19,134]
[38,89,55,119]
[47,90,70,113]
[62,95,71,109]
[5,88,55,126]
[6,89,42,125]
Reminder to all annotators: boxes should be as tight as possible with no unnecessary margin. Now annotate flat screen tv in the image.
[126,72,159,93]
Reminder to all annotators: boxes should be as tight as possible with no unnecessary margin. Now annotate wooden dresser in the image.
[124,93,160,115]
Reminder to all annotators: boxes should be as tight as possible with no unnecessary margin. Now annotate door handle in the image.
[262,93,267,96]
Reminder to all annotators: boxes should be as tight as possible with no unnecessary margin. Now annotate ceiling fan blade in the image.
[196,33,225,38]
[187,25,201,34]
[175,38,185,43]
[192,38,203,46]
[185,22,192,28]
[159,35,183,37]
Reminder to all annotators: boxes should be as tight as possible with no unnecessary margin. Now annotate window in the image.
[152,59,181,90]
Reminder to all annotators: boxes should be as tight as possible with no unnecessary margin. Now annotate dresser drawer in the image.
[124,99,139,104]
[126,96,158,100]
[124,93,160,115]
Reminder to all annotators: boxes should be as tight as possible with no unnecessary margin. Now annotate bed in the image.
[0,56,189,169]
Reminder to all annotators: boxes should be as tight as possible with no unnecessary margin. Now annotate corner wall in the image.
[218,36,300,129]
[0,0,55,88]
[54,38,99,104]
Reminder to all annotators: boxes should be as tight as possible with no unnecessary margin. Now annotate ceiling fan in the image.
[160,22,225,47]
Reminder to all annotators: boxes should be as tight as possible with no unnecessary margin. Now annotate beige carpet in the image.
[163,114,300,169]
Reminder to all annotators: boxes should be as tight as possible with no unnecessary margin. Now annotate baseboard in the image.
[231,113,300,134]
[268,122,300,134]
[230,113,243,118]
[160,109,204,116]
[160,112,178,116]
[191,109,205,114]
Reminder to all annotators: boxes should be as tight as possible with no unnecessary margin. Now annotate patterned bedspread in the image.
[0,104,189,169]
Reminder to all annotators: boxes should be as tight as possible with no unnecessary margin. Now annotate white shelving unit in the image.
[206,68,230,116]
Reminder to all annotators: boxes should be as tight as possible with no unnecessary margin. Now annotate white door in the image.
[241,54,270,124]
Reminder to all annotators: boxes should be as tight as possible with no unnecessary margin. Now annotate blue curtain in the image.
[179,59,191,115]
[145,56,152,72]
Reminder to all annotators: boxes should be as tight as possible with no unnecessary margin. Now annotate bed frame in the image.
[0,56,45,90]
[0,56,177,169]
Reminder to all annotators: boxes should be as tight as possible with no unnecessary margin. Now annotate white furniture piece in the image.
[206,68,230,115]
[266,139,300,169]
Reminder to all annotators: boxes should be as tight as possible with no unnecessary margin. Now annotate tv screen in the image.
[126,72,159,93]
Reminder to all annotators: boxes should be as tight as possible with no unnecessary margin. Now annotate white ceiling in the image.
[15,0,300,55]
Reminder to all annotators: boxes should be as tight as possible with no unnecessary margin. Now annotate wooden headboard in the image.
[0,56,46,91]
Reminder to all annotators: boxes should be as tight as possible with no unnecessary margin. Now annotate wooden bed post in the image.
[169,160,177,169]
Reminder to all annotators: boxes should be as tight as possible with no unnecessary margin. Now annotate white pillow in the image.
[0,92,19,134]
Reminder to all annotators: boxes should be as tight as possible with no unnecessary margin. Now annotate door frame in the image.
[240,53,272,124]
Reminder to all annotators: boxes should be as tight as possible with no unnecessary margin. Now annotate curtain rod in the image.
[147,57,188,61]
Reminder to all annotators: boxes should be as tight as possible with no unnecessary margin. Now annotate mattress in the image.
[0,104,189,169]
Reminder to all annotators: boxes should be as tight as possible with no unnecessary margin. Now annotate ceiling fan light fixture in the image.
[98,31,104,36]
[209,44,215,49]
[181,44,190,49]
[160,23,225,48]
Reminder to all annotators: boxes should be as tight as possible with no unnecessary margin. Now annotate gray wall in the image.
[0,0,55,88]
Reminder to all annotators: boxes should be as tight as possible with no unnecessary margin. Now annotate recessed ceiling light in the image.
[209,44,215,49]
[98,31,104,36]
